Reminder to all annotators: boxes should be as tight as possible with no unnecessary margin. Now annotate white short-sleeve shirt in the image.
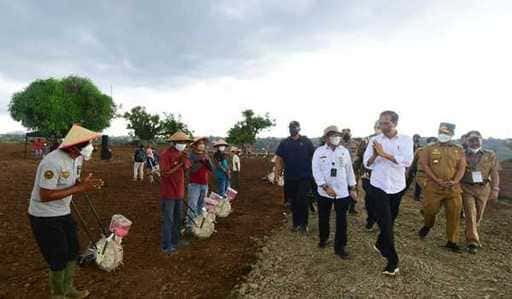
[28,150,83,217]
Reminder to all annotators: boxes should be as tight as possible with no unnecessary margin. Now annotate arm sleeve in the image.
[392,137,414,168]
[345,151,357,186]
[363,137,375,169]
[312,149,326,187]
[38,161,60,190]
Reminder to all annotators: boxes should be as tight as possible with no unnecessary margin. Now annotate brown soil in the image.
[0,144,284,299]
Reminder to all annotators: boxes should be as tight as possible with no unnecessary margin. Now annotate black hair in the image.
[380,110,399,125]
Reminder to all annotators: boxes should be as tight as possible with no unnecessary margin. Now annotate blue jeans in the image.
[216,174,229,197]
[161,199,183,252]
[187,184,208,229]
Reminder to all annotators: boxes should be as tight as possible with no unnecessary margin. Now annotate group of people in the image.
[132,144,160,183]
[274,111,501,276]
[157,133,241,254]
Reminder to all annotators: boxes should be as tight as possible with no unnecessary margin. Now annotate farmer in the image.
[213,139,230,197]
[275,120,315,234]
[159,131,192,254]
[418,123,466,253]
[461,131,500,254]
[133,144,146,181]
[313,126,358,259]
[187,137,214,232]
[340,128,361,215]
[28,124,104,298]
[363,111,414,276]
[230,146,241,190]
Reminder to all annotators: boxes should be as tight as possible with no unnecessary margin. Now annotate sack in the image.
[191,212,215,238]
[95,234,124,272]
[215,199,232,218]
[226,187,238,202]
[134,149,146,162]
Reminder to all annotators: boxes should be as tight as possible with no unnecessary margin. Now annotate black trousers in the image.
[29,214,80,271]
[318,195,349,253]
[362,178,377,227]
[284,178,311,228]
[414,182,422,200]
[368,184,404,266]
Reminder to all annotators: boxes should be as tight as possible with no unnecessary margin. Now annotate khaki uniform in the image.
[421,143,465,243]
[461,149,500,246]
[341,139,362,178]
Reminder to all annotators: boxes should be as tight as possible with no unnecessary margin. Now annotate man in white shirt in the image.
[313,126,358,259]
[230,146,241,190]
[363,111,414,276]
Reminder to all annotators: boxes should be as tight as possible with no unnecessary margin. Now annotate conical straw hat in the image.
[169,131,192,142]
[213,139,228,147]
[59,124,101,148]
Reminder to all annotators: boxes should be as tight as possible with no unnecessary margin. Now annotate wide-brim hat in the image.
[169,131,192,142]
[59,124,101,149]
[191,136,209,145]
[213,139,229,147]
[323,125,342,137]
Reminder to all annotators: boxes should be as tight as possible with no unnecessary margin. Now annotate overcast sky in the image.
[1,0,511,138]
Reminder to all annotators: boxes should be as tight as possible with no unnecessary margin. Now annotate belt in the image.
[463,181,488,186]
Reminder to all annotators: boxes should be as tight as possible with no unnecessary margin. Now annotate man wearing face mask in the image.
[313,126,358,258]
[159,131,192,254]
[418,123,466,253]
[461,131,500,254]
[363,111,414,276]
[275,121,315,233]
[187,137,214,233]
[340,128,361,215]
[28,125,104,298]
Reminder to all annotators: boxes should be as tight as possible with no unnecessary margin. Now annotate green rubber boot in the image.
[63,261,90,298]
[48,269,67,299]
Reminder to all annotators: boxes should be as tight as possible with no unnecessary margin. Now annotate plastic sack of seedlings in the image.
[215,198,232,218]
[191,210,215,239]
[109,214,132,238]
[95,234,124,272]
[226,187,238,202]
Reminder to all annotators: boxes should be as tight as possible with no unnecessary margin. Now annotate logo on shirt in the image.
[44,170,54,180]
[61,171,70,179]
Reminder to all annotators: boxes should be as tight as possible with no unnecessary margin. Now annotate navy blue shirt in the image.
[276,136,315,180]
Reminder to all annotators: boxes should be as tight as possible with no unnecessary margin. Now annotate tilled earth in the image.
[0,144,284,298]
[233,189,512,298]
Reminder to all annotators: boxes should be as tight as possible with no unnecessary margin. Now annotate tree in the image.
[8,76,116,137]
[159,113,192,138]
[123,106,161,142]
[227,110,275,151]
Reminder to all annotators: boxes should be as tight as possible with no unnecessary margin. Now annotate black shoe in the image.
[335,250,351,259]
[468,244,479,254]
[318,240,327,249]
[365,222,375,232]
[445,242,462,253]
[290,226,299,233]
[413,196,421,202]
[382,264,399,276]
[297,226,309,235]
[418,226,430,239]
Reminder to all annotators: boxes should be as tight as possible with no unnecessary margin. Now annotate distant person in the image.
[274,121,315,234]
[340,128,362,215]
[146,144,157,183]
[28,125,103,298]
[133,144,146,181]
[159,131,192,254]
[187,137,214,233]
[418,123,466,253]
[461,131,500,254]
[313,126,358,259]
[213,139,230,197]
[230,146,241,190]
[358,120,381,231]
[407,137,438,201]
[363,111,413,276]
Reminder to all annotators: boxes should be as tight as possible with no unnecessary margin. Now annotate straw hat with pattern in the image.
[59,124,101,149]
[169,131,192,142]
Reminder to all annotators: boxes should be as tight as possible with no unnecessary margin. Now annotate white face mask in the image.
[329,136,341,146]
[218,146,226,152]
[469,147,481,153]
[175,143,187,152]
[80,143,94,160]
[438,133,452,143]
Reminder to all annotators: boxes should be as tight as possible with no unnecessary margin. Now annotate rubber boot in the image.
[64,261,90,298]
[48,269,67,299]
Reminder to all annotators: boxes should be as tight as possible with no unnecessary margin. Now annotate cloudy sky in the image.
[1,0,511,138]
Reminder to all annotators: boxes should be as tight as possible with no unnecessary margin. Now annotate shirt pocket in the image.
[57,169,74,186]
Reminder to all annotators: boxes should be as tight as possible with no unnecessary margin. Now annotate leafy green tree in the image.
[8,76,116,137]
[227,110,275,150]
[123,106,161,141]
[159,113,192,138]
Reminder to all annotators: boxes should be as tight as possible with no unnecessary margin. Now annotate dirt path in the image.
[0,144,284,299]
[233,192,512,298]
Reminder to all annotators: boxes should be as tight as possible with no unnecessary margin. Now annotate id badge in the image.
[330,168,337,177]
[472,171,483,183]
